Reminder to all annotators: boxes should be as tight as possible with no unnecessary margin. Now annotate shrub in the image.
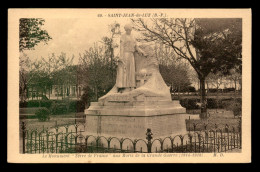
[208,88,218,93]
[68,101,77,112]
[40,100,53,108]
[27,100,40,107]
[67,100,85,112]
[76,100,86,112]
[35,107,50,122]
[188,86,196,92]
[180,98,200,109]
[223,99,242,117]
[207,98,223,109]
[49,100,85,114]
[50,101,68,115]
[223,88,236,93]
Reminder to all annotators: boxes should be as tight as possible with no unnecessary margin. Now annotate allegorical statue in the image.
[116,24,147,93]
[98,23,173,102]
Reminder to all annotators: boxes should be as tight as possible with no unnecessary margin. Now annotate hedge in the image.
[180,98,200,109]
[19,100,53,108]
[20,99,86,113]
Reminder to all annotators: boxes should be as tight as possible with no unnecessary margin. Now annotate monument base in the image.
[85,100,190,139]
[85,113,194,139]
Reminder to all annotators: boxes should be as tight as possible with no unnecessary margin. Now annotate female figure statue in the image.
[116,24,146,93]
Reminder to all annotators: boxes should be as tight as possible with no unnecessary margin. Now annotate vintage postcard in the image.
[8,8,251,163]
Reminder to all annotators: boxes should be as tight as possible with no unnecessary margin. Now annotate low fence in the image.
[21,120,241,154]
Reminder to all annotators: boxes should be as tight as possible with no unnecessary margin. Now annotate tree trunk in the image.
[199,77,207,119]
[32,86,33,100]
[234,79,237,99]
[76,84,79,101]
[95,85,98,101]
[198,80,200,96]
[178,85,180,99]
[239,78,242,92]
[26,87,28,101]
[49,85,51,99]
[56,86,58,100]
[216,84,219,112]
[206,81,209,95]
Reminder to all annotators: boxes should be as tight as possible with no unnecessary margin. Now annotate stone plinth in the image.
[85,113,190,139]
[85,99,187,138]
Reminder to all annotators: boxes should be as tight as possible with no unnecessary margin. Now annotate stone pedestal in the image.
[85,113,190,139]
[85,100,187,139]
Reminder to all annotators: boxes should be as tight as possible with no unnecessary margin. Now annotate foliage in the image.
[79,44,116,101]
[49,100,85,115]
[206,72,225,90]
[223,99,242,117]
[19,52,77,101]
[19,53,31,102]
[70,100,85,113]
[153,41,192,93]
[19,18,52,52]
[77,22,120,103]
[223,88,236,93]
[51,53,76,86]
[192,18,242,75]
[132,18,242,118]
[50,101,68,115]
[159,63,191,92]
[186,86,196,92]
[35,107,50,122]
[180,98,200,109]
[226,68,242,91]
[81,86,96,107]
[207,98,223,109]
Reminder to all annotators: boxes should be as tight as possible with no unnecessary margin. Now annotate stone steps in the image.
[92,100,181,107]
[86,99,186,116]
[85,105,186,116]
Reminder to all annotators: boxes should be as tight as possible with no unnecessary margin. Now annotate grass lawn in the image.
[20,112,85,131]
[185,109,241,132]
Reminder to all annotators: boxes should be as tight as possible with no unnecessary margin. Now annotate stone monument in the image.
[85,24,187,139]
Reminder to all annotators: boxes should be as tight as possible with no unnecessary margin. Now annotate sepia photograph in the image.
[8,8,251,163]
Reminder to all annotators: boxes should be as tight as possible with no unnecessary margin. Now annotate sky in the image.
[23,18,137,64]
